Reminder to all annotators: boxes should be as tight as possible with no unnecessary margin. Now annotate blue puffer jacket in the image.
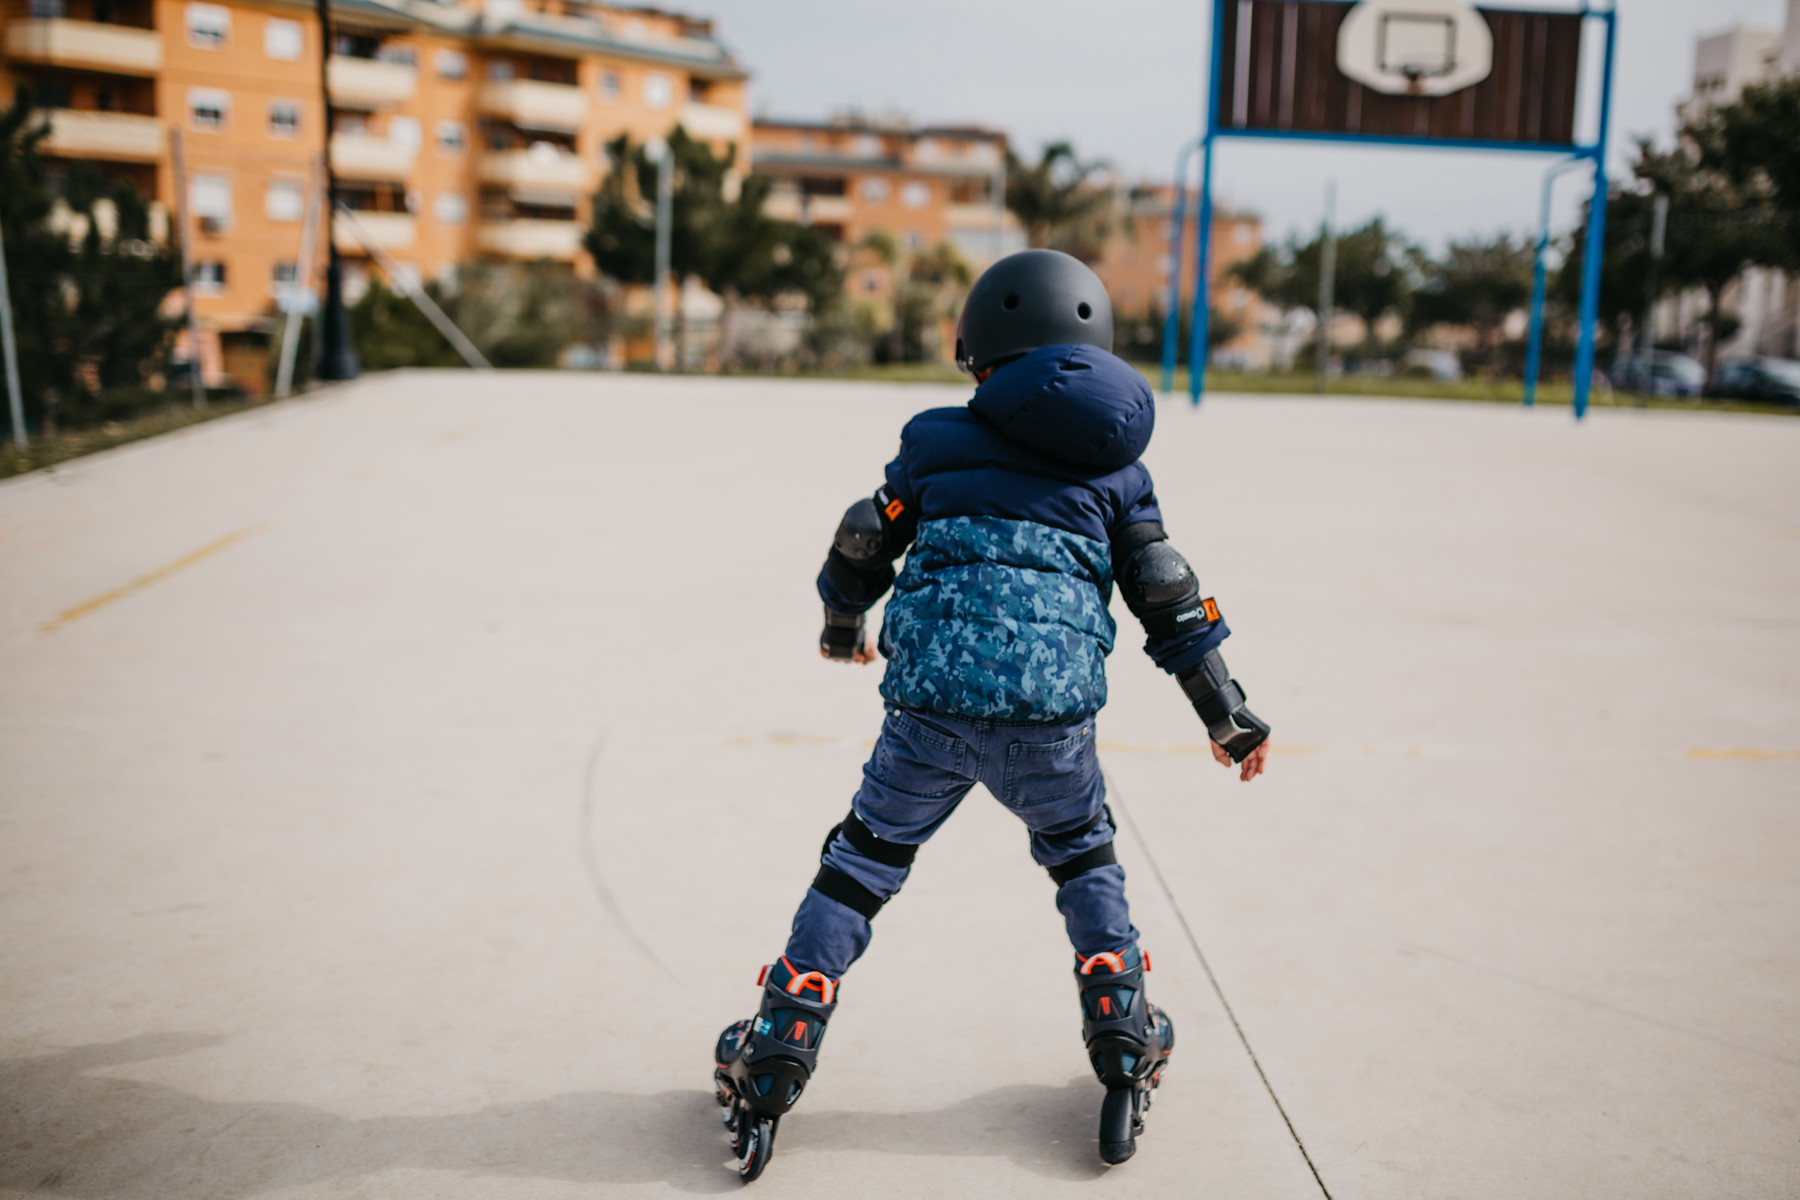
[819,344,1228,722]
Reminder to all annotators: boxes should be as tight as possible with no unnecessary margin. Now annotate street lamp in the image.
[312,0,358,381]
[647,137,673,371]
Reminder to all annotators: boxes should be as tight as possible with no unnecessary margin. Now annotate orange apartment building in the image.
[1,0,748,387]
[1091,184,1268,366]
[750,114,1025,272]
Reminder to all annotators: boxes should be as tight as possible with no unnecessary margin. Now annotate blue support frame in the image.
[1169,1,1617,418]
[1160,137,1203,394]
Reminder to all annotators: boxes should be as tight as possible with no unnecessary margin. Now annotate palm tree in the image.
[1004,142,1115,261]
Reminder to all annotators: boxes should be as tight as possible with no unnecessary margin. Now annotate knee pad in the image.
[810,812,919,921]
[1043,804,1118,886]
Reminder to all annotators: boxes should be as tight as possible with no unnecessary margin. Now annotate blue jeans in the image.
[783,705,1138,977]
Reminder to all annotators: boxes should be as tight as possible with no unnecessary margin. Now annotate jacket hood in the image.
[967,344,1155,471]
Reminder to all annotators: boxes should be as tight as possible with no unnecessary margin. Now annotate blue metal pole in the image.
[1571,8,1617,420]
[1189,134,1217,405]
[1524,156,1583,408]
[1188,0,1227,406]
[1160,139,1201,394]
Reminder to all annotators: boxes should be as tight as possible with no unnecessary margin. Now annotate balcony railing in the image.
[676,101,743,142]
[327,57,417,109]
[945,202,1007,230]
[5,18,161,75]
[476,218,582,261]
[477,80,587,134]
[478,148,590,194]
[333,210,416,252]
[329,132,417,182]
[800,194,851,223]
[39,108,164,162]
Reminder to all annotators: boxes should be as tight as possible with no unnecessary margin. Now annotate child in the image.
[714,250,1271,1179]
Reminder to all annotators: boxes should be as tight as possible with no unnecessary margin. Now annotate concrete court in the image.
[0,372,1795,1200]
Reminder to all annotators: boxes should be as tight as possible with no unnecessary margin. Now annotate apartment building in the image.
[750,114,1025,270]
[1091,184,1269,366]
[1,0,748,387]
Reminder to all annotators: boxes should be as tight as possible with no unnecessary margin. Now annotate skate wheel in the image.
[1098,1087,1137,1165]
[737,1115,774,1182]
[728,1100,751,1157]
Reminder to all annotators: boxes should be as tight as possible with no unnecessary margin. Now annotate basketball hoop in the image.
[1337,0,1493,97]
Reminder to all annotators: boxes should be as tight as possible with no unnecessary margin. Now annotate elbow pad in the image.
[1177,650,1270,763]
[1118,529,1221,642]
[822,485,917,611]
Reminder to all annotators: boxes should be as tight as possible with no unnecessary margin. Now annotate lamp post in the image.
[648,137,673,371]
[312,0,358,381]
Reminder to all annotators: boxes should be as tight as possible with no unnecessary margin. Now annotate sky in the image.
[699,0,1790,249]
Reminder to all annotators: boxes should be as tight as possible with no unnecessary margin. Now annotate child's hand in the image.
[819,639,878,665]
[1210,739,1270,782]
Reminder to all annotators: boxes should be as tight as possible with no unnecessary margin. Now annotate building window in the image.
[29,0,66,17]
[853,134,880,158]
[36,81,73,109]
[435,48,467,79]
[899,181,930,209]
[436,120,466,154]
[375,44,415,66]
[189,172,232,231]
[434,193,467,225]
[388,115,422,150]
[192,260,226,295]
[263,17,302,61]
[598,69,621,100]
[266,178,305,222]
[271,260,298,293]
[188,88,230,131]
[860,177,890,202]
[268,99,301,138]
[185,2,229,48]
[643,71,673,110]
[487,60,515,81]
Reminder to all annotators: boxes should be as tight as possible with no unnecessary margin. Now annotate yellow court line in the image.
[1685,748,1800,760]
[38,525,266,636]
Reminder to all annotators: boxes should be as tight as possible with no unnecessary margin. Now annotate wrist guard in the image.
[820,607,864,660]
[1177,650,1270,762]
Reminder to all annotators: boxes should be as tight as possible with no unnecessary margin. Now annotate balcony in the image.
[677,101,744,142]
[478,80,586,134]
[39,108,164,162]
[946,202,1005,230]
[327,57,417,109]
[5,18,161,75]
[477,218,582,261]
[800,194,852,223]
[478,147,590,194]
[329,133,417,183]
[762,191,801,222]
[332,210,416,253]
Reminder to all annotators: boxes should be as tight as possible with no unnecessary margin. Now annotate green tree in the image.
[1691,75,1800,245]
[1408,234,1535,370]
[586,128,839,366]
[1005,142,1114,260]
[1230,218,1411,356]
[350,262,602,370]
[1560,136,1791,379]
[1,93,181,435]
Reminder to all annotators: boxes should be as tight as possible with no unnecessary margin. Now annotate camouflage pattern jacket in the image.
[817,344,1229,723]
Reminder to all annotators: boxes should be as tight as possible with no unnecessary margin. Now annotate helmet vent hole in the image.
[1002,293,1020,310]
[1077,302,1093,320]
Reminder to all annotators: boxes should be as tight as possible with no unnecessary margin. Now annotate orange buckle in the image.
[1201,597,1221,622]
[1079,951,1125,976]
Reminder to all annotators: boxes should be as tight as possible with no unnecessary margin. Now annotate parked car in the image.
[1711,357,1800,405]
[1399,348,1463,382]
[1611,351,1706,397]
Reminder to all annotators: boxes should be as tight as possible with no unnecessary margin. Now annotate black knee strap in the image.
[810,812,918,922]
[810,865,885,921]
[820,811,920,869]
[1045,804,1118,886]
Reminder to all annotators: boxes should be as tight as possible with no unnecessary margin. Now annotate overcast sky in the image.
[703,0,1789,249]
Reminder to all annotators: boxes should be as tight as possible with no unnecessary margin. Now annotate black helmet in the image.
[955,249,1114,374]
